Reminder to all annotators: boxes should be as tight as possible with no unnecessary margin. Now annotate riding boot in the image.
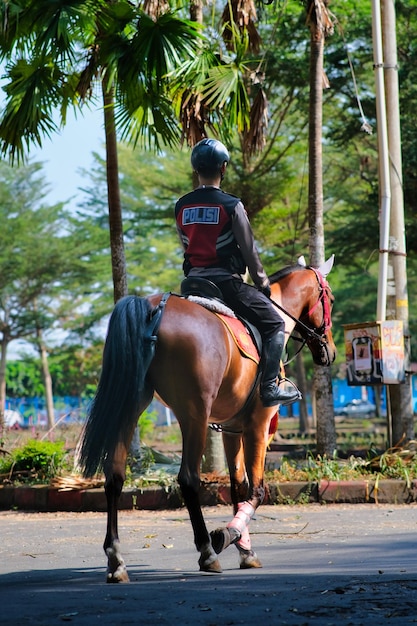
[260,332,302,408]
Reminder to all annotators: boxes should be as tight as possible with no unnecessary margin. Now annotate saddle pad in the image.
[215,313,260,364]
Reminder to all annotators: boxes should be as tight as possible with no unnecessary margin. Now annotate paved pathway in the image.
[2,504,417,625]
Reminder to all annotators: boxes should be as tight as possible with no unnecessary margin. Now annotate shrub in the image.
[0,439,69,483]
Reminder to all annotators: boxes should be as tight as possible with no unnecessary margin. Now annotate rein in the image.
[269,267,331,348]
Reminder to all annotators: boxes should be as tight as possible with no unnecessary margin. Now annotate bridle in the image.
[303,267,333,336]
[269,267,334,365]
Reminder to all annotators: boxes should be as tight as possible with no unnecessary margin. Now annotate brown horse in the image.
[78,256,336,582]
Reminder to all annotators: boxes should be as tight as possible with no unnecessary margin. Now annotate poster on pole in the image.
[343,320,405,386]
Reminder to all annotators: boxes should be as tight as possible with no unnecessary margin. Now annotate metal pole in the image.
[371,0,391,322]
[381,0,414,443]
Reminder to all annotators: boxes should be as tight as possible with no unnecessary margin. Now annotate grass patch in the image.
[266,443,417,484]
[0,439,72,484]
[1,422,417,489]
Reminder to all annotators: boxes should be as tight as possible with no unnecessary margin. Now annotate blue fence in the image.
[271,376,417,418]
[5,396,90,428]
[6,378,417,426]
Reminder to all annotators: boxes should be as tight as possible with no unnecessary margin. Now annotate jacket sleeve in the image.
[231,202,270,289]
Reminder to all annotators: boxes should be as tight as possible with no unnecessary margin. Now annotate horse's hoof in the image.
[210,527,241,554]
[199,557,223,573]
[106,565,130,583]
[239,552,263,569]
[105,544,129,583]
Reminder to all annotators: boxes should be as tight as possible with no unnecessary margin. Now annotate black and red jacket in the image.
[175,186,246,275]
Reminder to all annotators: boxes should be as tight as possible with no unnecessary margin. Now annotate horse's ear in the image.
[297,255,307,266]
[318,254,335,277]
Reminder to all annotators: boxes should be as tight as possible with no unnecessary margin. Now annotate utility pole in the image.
[381,0,414,443]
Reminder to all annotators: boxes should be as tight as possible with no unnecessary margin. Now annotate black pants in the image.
[213,277,284,340]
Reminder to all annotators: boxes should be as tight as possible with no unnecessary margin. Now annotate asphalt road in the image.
[2,504,417,625]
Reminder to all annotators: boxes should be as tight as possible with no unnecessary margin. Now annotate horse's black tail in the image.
[78,295,160,478]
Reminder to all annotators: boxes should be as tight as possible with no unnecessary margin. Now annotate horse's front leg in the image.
[210,431,262,568]
[103,442,130,583]
[177,421,222,573]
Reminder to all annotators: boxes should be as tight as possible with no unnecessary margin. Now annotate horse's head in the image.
[297,256,336,366]
[270,255,337,367]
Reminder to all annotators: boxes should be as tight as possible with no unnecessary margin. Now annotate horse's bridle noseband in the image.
[270,268,332,344]
[269,267,333,365]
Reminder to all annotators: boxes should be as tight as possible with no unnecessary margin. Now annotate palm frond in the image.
[221,0,261,53]
[116,90,181,151]
[306,0,334,37]
[202,63,251,132]
[24,0,94,60]
[178,90,213,147]
[242,87,268,155]
[0,58,68,162]
[128,11,202,81]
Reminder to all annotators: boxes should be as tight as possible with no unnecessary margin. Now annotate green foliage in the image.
[0,439,69,483]
[0,159,114,415]
[0,0,416,394]
[6,342,104,400]
[0,0,204,160]
[79,144,190,294]
[266,443,417,485]
[6,359,45,398]
[138,409,158,441]
[47,344,104,398]
[365,444,417,487]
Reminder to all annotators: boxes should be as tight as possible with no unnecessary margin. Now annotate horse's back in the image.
[147,294,258,420]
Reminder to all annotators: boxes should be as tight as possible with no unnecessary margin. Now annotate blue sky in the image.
[0,61,105,211]
[29,105,105,211]
[8,106,106,358]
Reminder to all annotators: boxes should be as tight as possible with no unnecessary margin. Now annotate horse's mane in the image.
[269,263,307,285]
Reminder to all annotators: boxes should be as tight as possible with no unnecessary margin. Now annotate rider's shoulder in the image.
[176,190,196,203]
[220,189,240,200]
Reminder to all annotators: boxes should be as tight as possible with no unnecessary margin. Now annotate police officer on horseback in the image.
[175,138,301,408]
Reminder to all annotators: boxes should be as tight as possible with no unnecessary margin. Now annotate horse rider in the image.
[175,138,301,408]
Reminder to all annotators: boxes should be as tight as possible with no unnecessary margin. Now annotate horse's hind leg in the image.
[177,420,222,573]
[103,441,131,583]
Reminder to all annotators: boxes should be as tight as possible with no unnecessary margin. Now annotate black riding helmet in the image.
[191,138,230,176]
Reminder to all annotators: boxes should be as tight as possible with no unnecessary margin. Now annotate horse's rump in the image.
[147,294,258,422]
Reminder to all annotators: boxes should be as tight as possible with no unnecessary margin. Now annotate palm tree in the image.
[0,0,201,301]
[305,0,336,456]
[174,0,269,155]
[0,0,201,449]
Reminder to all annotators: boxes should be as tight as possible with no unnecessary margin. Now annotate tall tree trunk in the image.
[0,336,9,429]
[102,77,141,465]
[295,352,310,433]
[188,0,225,473]
[201,429,225,474]
[102,79,128,303]
[307,2,336,456]
[189,0,203,22]
[36,327,55,430]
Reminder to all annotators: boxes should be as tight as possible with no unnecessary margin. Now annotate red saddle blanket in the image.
[215,313,260,364]
[215,312,278,441]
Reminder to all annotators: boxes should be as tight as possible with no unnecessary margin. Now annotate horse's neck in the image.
[271,286,300,339]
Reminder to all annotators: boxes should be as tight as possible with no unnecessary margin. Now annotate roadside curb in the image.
[1,478,417,512]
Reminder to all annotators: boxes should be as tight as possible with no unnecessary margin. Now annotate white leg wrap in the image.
[236,525,252,551]
[227,501,255,536]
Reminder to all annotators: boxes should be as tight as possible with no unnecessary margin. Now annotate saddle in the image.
[180,277,262,363]
[180,278,280,438]
[181,277,224,301]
